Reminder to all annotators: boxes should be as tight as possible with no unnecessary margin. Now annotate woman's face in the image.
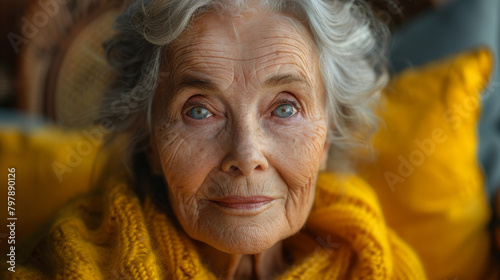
[150,8,329,254]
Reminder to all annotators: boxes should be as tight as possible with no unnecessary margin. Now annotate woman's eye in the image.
[187,106,213,119]
[273,104,295,118]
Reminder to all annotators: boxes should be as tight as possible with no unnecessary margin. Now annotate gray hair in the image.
[102,0,389,175]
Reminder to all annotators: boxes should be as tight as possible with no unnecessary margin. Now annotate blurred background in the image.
[1,0,500,278]
[0,0,444,113]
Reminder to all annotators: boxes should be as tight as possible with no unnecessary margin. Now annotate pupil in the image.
[190,107,208,119]
[276,104,293,118]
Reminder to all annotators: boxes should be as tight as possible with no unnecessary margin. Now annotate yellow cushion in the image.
[360,48,494,279]
[0,125,116,256]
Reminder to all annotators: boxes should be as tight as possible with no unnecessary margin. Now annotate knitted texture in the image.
[5,173,426,279]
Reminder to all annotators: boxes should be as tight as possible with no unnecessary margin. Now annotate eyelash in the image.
[185,100,206,109]
[184,100,208,110]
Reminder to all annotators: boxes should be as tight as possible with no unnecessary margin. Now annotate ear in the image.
[319,140,330,171]
[148,137,164,175]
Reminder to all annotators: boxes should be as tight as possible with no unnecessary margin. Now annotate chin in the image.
[190,215,293,255]
[204,230,284,255]
[176,198,308,255]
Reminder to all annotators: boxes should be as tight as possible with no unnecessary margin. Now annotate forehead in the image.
[166,9,320,89]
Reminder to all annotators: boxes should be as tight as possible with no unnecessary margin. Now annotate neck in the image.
[195,241,288,280]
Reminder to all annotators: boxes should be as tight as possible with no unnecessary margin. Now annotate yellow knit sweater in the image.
[6,173,426,279]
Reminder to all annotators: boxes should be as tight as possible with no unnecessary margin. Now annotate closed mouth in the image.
[209,196,275,211]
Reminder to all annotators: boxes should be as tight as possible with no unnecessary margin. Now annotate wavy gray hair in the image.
[102,0,389,178]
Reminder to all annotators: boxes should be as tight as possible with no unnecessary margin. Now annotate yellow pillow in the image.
[360,48,494,279]
[0,125,116,256]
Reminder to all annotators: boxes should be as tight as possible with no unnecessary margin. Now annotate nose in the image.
[220,122,269,176]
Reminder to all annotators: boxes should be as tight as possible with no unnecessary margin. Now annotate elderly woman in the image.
[7,0,428,279]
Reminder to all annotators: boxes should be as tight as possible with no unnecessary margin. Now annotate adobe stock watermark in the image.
[51,121,114,182]
[312,235,342,262]
[50,75,154,182]
[384,77,499,192]
[384,128,448,192]
[286,234,341,273]
[7,0,71,54]
[367,0,409,26]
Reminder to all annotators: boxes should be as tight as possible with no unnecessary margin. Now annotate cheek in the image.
[266,120,327,229]
[268,119,328,187]
[154,121,222,196]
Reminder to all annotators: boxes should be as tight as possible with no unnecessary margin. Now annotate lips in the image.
[210,196,274,209]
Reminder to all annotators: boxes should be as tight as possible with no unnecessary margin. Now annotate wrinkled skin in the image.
[150,6,329,279]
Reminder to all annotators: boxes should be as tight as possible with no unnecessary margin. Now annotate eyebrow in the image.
[264,74,312,90]
[174,73,312,94]
[176,76,216,92]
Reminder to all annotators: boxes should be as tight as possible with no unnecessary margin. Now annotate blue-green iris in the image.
[274,104,294,118]
[189,107,211,119]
